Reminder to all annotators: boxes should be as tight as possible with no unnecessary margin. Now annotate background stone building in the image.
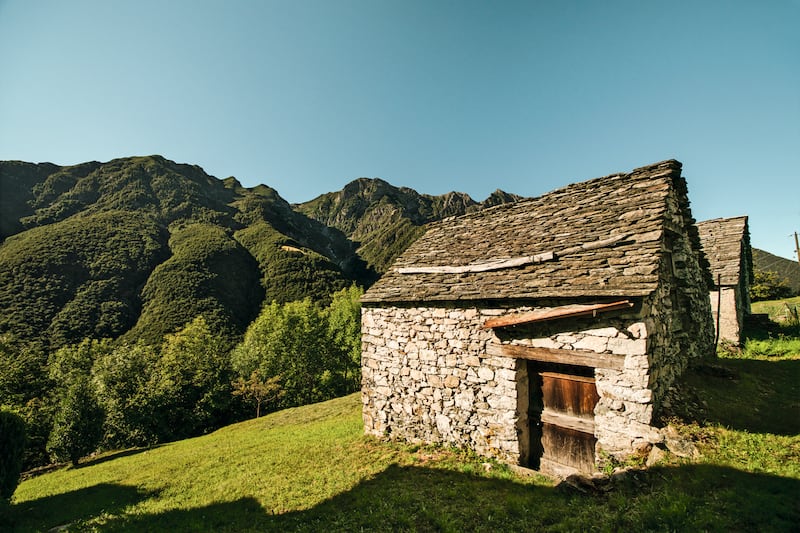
[360,160,715,476]
[697,216,752,345]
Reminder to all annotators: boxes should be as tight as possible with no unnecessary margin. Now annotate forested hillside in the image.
[0,156,366,349]
[0,156,518,349]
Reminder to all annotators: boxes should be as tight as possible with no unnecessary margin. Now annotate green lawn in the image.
[4,342,799,531]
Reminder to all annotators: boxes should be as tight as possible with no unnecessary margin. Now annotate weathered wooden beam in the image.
[395,251,555,274]
[540,410,595,434]
[482,300,634,329]
[486,343,625,370]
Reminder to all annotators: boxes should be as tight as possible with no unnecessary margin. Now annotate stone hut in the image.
[697,216,752,345]
[360,160,715,476]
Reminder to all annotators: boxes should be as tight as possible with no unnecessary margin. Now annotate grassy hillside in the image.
[5,347,799,532]
[753,248,800,294]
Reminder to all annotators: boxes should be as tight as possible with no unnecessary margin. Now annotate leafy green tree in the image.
[750,269,793,302]
[148,316,232,440]
[92,342,159,447]
[17,397,54,470]
[0,334,48,409]
[0,409,26,500]
[232,299,329,409]
[325,285,363,393]
[46,376,104,466]
[48,338,113,389]
[0,335,52,470]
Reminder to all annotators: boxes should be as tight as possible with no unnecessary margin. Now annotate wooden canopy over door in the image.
[530,369,600,474]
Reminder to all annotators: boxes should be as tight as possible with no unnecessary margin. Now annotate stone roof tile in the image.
[363,160,694,303]
[697,216,751,287]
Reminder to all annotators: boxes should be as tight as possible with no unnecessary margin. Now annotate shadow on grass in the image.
[77,444,166,469]
[8,463,798,532]
[687,357,800,435]
[1,483,158,532]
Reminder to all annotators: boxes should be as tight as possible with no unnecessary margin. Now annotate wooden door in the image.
[529,369,599,473]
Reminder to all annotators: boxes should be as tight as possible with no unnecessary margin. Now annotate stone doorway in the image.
[527,361,599,474]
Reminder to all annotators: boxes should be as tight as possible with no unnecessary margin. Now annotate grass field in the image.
[752,295,800,323]
[3,308,799,531]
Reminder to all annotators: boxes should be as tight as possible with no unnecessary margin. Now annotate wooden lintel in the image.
[482,300,634,329]
[541,410,595,434]
[486,343,625,370]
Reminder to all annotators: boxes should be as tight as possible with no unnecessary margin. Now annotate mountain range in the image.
[0,155,520,349]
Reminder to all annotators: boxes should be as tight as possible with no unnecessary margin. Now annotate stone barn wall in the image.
[709,287,744,345]
[361,296,710,468]
[361,305,521,462]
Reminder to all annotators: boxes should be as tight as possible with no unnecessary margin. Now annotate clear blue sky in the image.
[1,0,798,260]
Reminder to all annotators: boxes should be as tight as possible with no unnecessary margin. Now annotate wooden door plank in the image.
[541,424,597,472]
[541,374,600,418]
[540,410,595,433]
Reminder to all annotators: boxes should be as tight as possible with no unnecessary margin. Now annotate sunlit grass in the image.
[4,343,800,531]
[751,295,800,320]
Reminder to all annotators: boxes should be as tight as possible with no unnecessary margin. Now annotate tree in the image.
[0,409,26,500]
[0,335,51,469]
[48,338,113,389]
[46,376,104,466]
[231,371,283,418]
[0,334,48,408]
[750,269,793,302]
[325,285,363,393]
[148,316,232,440]
[231,299,329,409]
[92,341,159,447]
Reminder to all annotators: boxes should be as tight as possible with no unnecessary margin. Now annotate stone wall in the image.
[361,302,668,467]
[362,272,713,470]
[361,305,523,462]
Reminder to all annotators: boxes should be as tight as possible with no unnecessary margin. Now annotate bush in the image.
[0,409,27,500]
[750,270,793,302]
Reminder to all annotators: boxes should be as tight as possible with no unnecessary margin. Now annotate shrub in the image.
[750,270,793,302]
[0,409,27,500]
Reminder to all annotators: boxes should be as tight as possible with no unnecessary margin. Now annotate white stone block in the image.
[478,367,495,381]
[574,335,609,353]
[608,337,647,356]
[583,326,620,337]
[529,337,561,349]
[495,368,517,382]
[627,322,648,339]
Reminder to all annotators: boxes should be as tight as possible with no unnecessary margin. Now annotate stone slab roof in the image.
[363,159,702,304]
[697,216,752,287]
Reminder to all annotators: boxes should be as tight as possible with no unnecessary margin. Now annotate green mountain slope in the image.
[0,156,520,348]
[753,248,800,294]
[295,177,523,272]
[0,156,368,348]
